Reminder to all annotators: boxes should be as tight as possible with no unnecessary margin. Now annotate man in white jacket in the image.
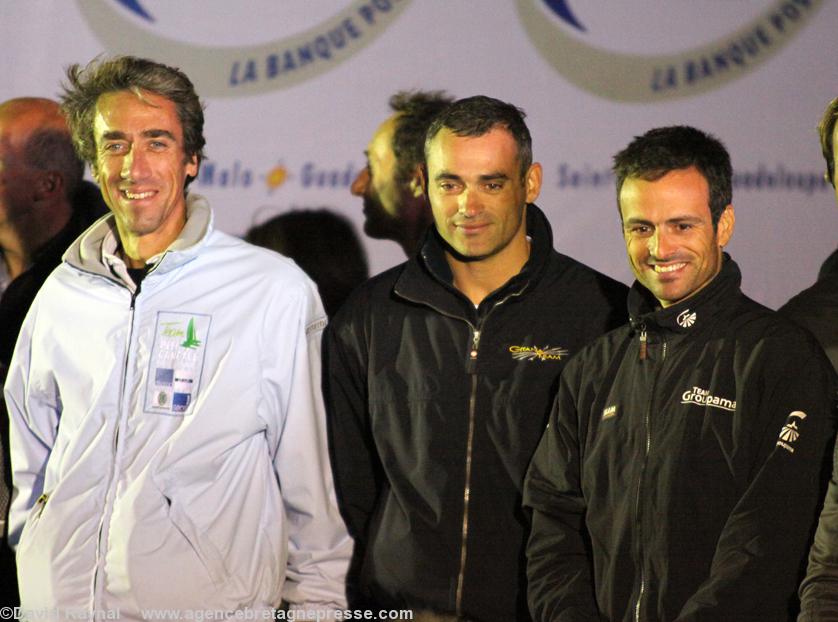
[4,55,351,617]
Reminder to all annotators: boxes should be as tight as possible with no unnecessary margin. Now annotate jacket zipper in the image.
[455,288,526,615]
[91,284,141,608]
[397,285,527,616]
[634,330,666,622]
[455,328,481,616]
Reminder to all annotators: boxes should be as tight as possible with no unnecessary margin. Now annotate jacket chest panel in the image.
[582,335,747,520]
[34,275,279,493]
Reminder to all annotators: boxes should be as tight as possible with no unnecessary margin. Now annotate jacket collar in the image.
[64,193,213,290]
[628,253,741,335]
[394,203,553,319]
[818,246,838,282]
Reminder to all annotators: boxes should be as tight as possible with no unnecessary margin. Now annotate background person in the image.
[0,96,107,606]
[351,90,453,257]
[246,208,369,319]
[779,95,838,373]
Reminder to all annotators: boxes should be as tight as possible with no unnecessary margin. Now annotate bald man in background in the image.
[0,97,106,604]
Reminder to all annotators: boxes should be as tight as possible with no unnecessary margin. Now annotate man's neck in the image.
[116,214,187,269]
[447,236,531,306]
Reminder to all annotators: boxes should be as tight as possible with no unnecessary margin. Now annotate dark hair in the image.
[818,96,838,187]
[612,125,732,225]
[246,209,369,319]
[389,90,453,186]
[60,55,205,187]
[20,128,85,200]
[425,95,532,179]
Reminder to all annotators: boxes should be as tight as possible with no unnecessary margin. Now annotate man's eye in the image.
[149,141,168,150]
[104,143,125,153]
[485,183,503,191]
[439,183,458,192]
[677,223,693,231]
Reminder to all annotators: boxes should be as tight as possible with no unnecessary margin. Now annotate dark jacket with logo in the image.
[324,204,628,621]
[779,246,838,375]
[524,257,836,622]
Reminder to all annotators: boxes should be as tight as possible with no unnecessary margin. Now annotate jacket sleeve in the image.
[524,359,603,622]
[322,304,383,548]
[271,281,352,611]
[800,437,838,622]
[4,297,60,550]
[676,349,837,621]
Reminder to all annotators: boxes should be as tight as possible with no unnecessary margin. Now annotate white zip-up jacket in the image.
[5,196,351,617]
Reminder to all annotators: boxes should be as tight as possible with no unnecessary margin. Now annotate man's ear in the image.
[34,171,63,201]
[716,205,735,247]
[525,162,543,203]
[412,164,427,198]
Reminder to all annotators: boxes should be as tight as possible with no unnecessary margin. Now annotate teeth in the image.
[123,190,154,200]
[654,263,686,273]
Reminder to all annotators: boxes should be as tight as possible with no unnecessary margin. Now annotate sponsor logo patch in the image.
[777,410,807,453]
[602,405,617,420]
[677,309,697,328]
[681,386,736,412]
[509,345,570,362]
[145,311,211,416]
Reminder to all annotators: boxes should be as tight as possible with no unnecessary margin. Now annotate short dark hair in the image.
[61,55,205,187]
[425,95,532,179]
[818,96,838,187]
[389,90,453,186]
[21,128,85,200]
[612,125,732,225]
[245,208,369,319]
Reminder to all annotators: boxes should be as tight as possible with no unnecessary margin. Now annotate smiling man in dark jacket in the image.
[524,126,836,621]
[324,96,628,621]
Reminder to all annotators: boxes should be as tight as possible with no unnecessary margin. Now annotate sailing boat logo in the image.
[180,318,202,349]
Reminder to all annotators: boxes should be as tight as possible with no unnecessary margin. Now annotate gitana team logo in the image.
[516,0,823,101]
[77,0,411,96]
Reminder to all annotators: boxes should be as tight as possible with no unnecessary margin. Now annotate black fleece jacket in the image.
[325,204,628,621]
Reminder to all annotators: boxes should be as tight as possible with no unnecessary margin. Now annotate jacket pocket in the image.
[163,493,230,588]
[17,492,50,552]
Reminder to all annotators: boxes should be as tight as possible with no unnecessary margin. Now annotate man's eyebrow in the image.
[666,215,703,224]
[100,130,127,142]
[99,129,177,142]
[478,172,509,182]
[434,171,462,181]
[623,217,653,226]
[143,129,176,141]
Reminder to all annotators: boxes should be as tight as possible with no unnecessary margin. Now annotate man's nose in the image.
[120,147,148,180]
[457,189,481,216]
[351,167,370,196]
[649,228,674,258]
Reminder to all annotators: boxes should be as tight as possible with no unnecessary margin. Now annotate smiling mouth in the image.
[121,190,156,200]
[456,221,490,231]
[653,262,686,273]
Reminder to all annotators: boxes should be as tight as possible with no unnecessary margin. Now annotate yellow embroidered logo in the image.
[602,405,617,420]
[509,345,569,362]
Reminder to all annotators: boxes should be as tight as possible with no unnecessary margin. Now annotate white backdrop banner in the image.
[2,0,836,308]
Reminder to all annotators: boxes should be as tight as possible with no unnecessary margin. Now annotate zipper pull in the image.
[466,328,481,375]
[470,330,481,360]
[36,492,49,519]
[639,328,647,360]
